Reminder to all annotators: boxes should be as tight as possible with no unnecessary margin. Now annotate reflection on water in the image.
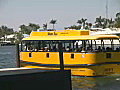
[72,75,120,90]
[1,46,120,90]
[72,77,96,90]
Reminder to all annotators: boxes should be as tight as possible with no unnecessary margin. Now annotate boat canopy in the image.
[22,35,119,41]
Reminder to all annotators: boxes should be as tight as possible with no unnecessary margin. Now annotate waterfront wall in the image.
[0,68,72,90]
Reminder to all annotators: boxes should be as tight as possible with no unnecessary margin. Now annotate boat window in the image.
[46,53,50,58]
[106,53,111,58]
[21,41,26,51]
[51,41,59,51]
[71,54,74,58]
[21,41,34,51]
[85,40,92,51]
[92,39,120,52]
[92,40,97,51]
[29,53,32,57]
[112,39,119,50]
[74,41,82,52]
[21,39,120,52]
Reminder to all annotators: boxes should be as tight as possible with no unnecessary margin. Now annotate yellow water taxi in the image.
[20,30,120,76]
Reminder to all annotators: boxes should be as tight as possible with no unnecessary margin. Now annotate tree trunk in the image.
[53,24,55,30]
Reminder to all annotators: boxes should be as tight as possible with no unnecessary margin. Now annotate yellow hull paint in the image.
[20,52,120,76]
[21,63,120,76]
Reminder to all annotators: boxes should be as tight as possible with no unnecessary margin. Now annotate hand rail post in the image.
[58,42,64,71]
[16,44,20,67]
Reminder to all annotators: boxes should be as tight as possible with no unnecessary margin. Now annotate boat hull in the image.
[20,60,120,77]
[20,51,120,76]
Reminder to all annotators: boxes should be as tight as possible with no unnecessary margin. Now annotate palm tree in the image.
[19,24,26,34]
[14,31,24,44]
[116,12,120,18]
[43,23,47,30]
[77,20,82,25]
[115,12,120,28]
[29,23,40,31]
[0,25,8,41]
[19,23,40,34]
[95,16,107,28]
[19,24,31,34]
[81,18,87,29]
[77,18,87,29]
[50,19,57,30]
[95,16,102,28]
[107,18,114,28]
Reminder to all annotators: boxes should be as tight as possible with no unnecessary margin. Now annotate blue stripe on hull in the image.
[20,60,120,67]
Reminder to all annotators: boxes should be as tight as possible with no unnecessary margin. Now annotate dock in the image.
[0,68,72,90]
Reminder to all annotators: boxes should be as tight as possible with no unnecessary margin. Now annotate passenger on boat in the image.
[27,46,33,51]
[74,48,80,52]
[34,48,38,52]
[97,46,102,51]
[44,47,49,51]
[106,47,112,52]
[39,47,45,51]
[53,46,57,51]
[116,47,119,51]
[86,46,92,51]
[66,46,70,52]
[23,45,27,51]
[102,47,106,52]
[81,47,86,52]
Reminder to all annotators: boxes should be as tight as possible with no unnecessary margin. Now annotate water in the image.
[1,46,120,90]
[0,46,17,68]
[72,76,120,90]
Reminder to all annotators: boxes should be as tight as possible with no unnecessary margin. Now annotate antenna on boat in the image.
[106,0,109,28]
[106,0,108,19]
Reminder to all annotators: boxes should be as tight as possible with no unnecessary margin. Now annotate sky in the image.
[0,0,120,31]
